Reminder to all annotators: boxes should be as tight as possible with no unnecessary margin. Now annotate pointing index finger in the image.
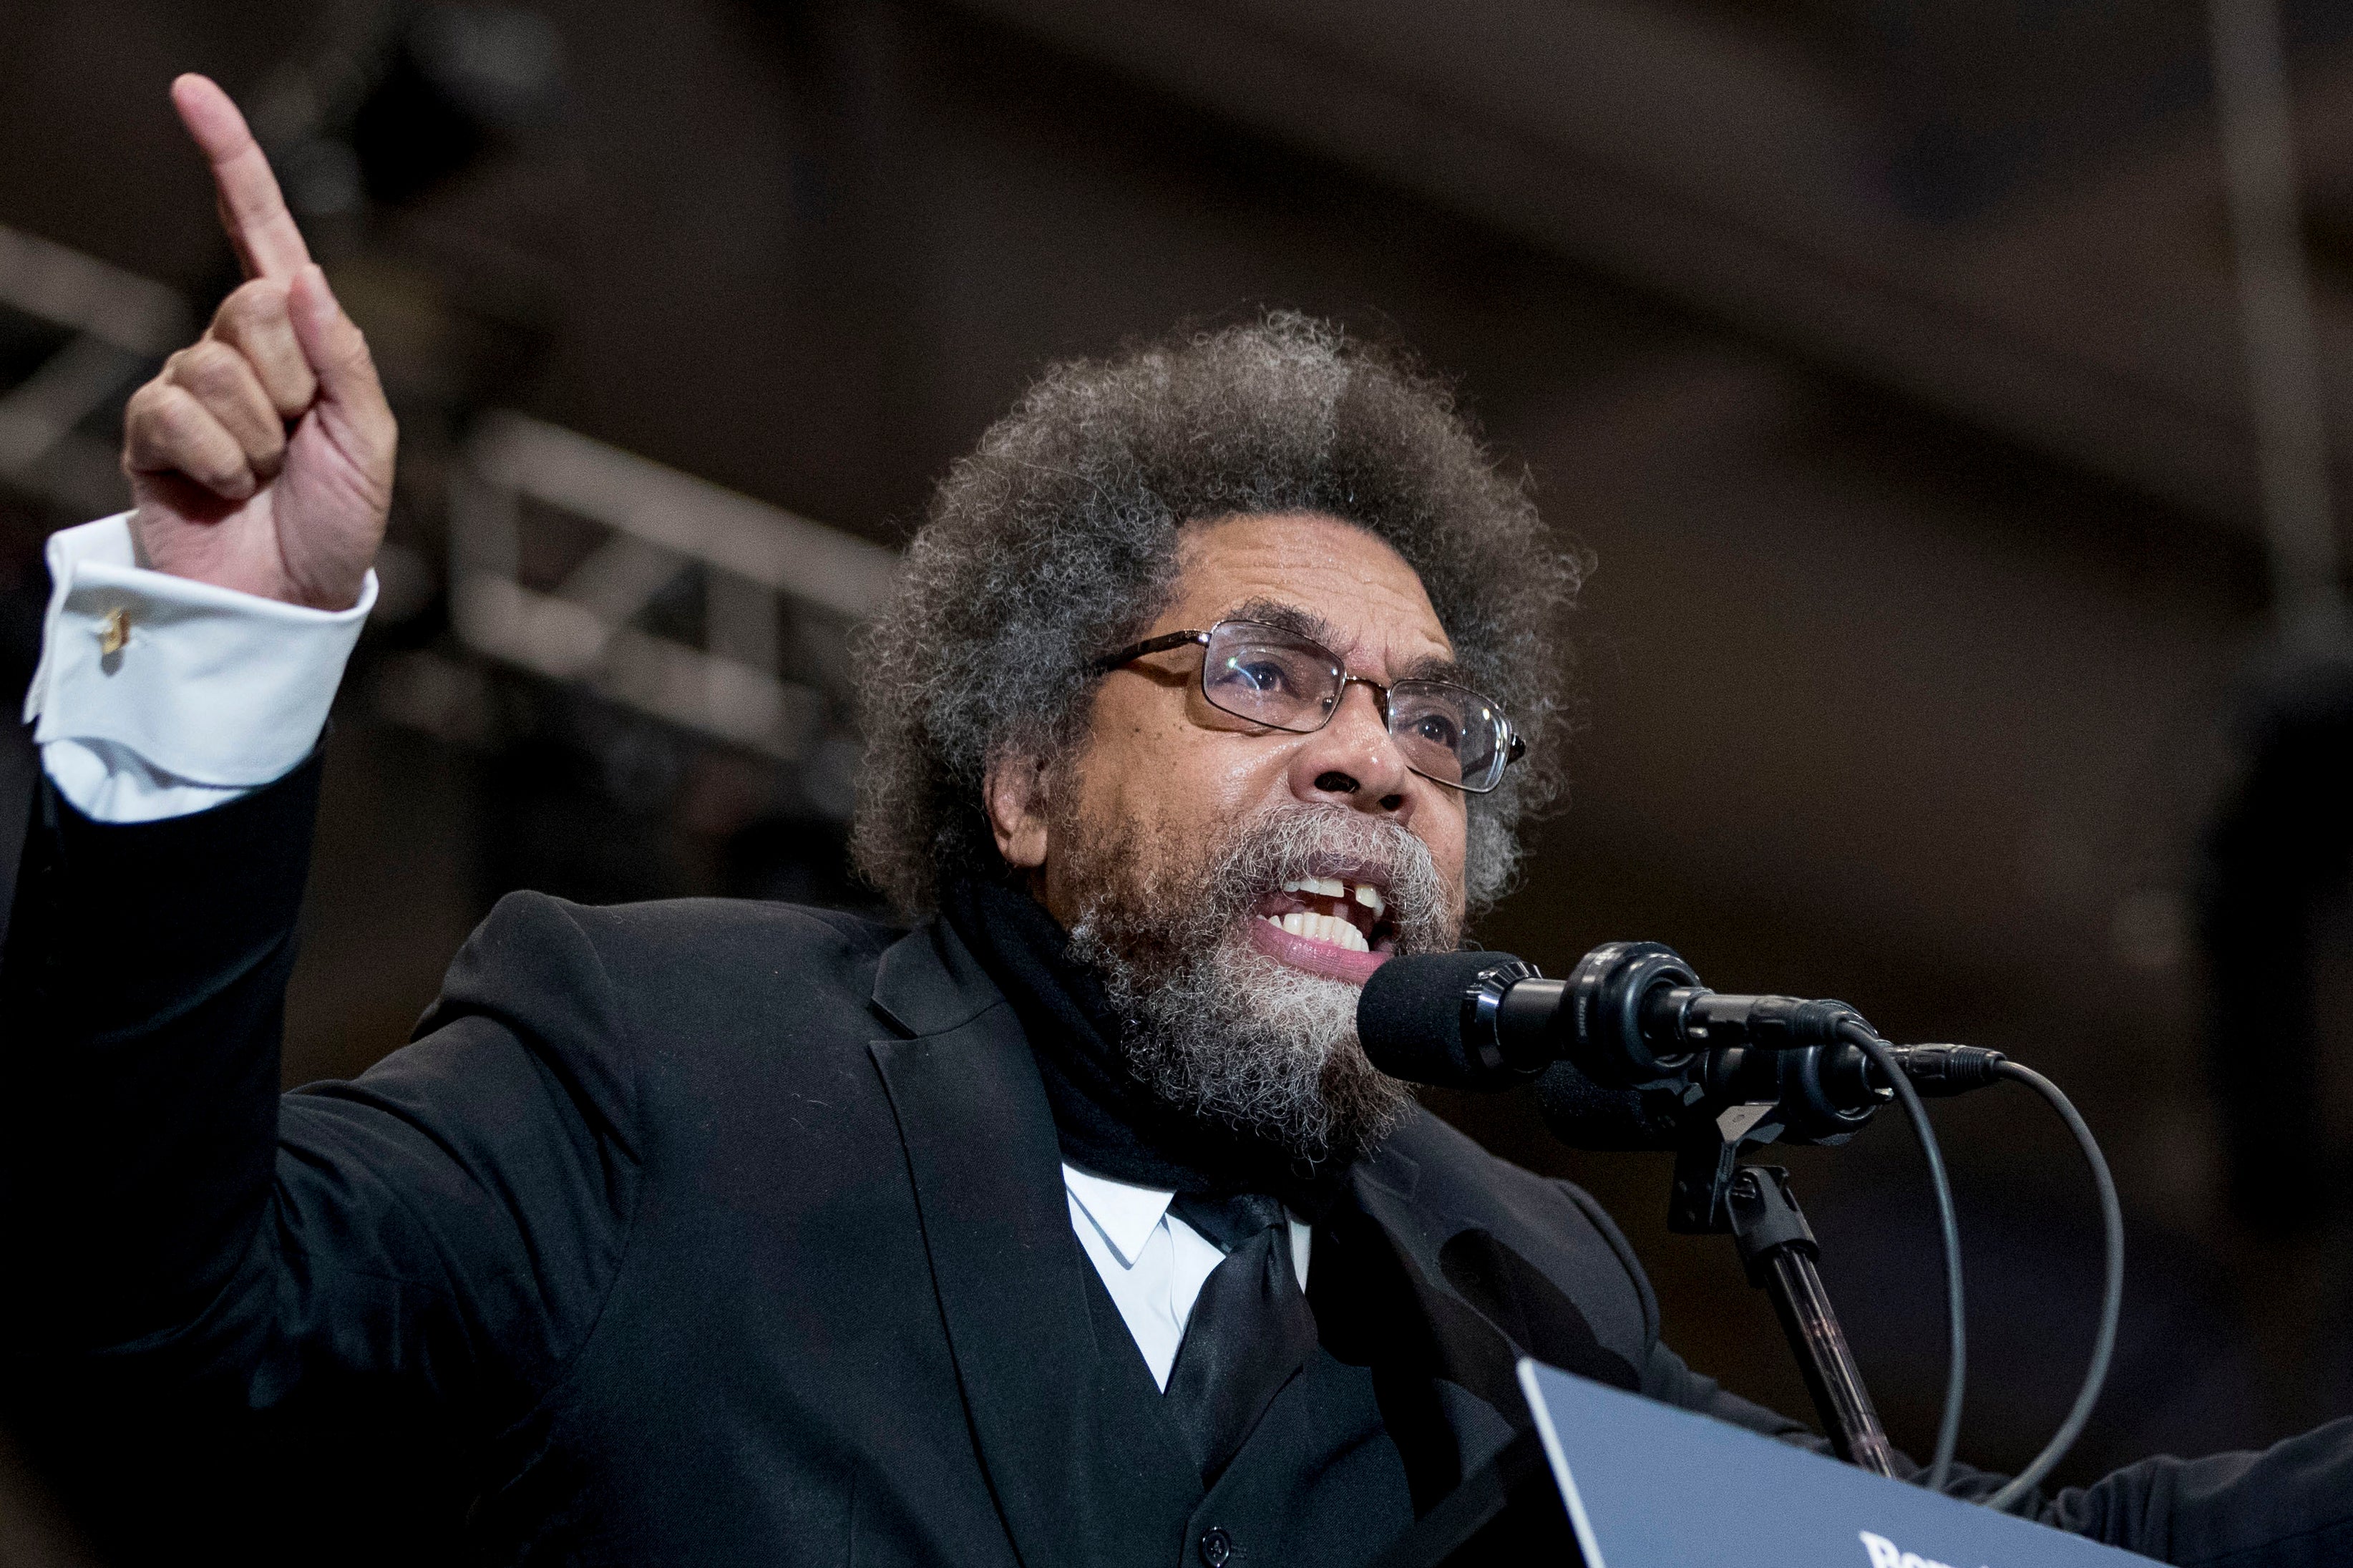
[170,74,312,282]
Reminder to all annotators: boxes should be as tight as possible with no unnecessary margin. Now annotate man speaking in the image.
[6,74,2353,1567]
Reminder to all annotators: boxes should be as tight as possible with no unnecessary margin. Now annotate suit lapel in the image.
[1313,1144,1526,1508]
[1343,1160,1531,1413]
[1317,1121,1645,1512]
[868,920,1191,1568]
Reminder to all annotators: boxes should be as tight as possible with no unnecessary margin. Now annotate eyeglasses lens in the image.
[1201,623,1343,729]
[1201,622,1511,792]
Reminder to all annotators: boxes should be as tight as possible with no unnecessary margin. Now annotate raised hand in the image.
[121,74,395,610]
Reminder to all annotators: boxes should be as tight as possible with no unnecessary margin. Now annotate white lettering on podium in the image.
[1859,1529,1965,1568]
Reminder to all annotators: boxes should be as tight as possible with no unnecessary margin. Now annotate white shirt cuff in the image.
[23,515,375,822]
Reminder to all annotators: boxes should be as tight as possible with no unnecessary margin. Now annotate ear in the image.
[984,749,1053,871]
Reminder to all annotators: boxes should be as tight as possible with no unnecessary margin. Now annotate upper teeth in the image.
[1280,876,1386,917]
[1265,910,1369,951]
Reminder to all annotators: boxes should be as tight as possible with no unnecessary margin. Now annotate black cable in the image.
[1984,1060,2125,1513]
[1841,1018,1965,1491]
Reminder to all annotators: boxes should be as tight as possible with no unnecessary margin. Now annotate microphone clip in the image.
[1669,1100,1789,1234]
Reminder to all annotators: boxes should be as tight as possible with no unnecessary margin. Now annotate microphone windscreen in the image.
[1532,1060,1683,1151]
[1358,950,1524,1089]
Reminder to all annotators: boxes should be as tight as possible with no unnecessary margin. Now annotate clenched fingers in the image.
[209,278,316,418]
[124,379,259,500]
[162,339,286,479]
[288,265,396,467]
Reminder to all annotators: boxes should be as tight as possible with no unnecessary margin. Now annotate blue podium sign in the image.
[1516,1360,2161,1568]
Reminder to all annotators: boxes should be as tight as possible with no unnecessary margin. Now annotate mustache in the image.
[1200,803,1458,956]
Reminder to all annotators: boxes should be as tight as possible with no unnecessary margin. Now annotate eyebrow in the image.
[1394,650,1475,687]
[1227,598,1341,648]
[1223,598,1473,687]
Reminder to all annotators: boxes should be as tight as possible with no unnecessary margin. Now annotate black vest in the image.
[1073,1256,1413,1567]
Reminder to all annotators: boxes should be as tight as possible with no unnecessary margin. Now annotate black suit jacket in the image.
[6,756,2353,1567]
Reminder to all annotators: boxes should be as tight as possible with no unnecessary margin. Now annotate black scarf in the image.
[938,878,1348,1217]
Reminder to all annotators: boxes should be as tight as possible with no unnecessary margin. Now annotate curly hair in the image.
[851,312,1582,918]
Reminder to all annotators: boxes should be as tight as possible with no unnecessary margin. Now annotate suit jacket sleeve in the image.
[0,757,643,1440]
[1642,1330,2353,1562]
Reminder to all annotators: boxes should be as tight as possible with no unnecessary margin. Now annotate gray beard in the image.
[1063,802,1457,1167]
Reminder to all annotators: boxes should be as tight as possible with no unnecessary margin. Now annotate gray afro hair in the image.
[851,312,1582,918]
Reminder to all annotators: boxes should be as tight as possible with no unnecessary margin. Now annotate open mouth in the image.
[1248,871,1397,984]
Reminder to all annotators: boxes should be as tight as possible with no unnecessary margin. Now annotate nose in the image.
[1287,679,1416,823]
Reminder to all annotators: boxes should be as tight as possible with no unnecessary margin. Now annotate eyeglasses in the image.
[1091,618,1526,794]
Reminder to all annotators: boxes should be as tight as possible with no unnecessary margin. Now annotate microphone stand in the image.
[1670,1106,1899,1477]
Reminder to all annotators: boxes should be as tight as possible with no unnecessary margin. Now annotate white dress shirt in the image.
[25,515,374,821]
[1063,1164,1312,1390]
[24,512,1309,1378]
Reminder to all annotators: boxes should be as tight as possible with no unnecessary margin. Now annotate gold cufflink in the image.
[98,607,129,656]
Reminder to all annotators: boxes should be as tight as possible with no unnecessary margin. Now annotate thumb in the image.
[288,263,394,449]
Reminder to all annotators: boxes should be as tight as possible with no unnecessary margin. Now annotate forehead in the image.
[1162,512,1453,671]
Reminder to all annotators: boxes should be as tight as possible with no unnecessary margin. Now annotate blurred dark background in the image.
[6,0,2353,1550]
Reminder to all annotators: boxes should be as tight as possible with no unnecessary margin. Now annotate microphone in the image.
[1355,950,1561,1092]
[1354,948,1682,1146]
[1357,943,1869,1089]
[1357,944,2007,1149]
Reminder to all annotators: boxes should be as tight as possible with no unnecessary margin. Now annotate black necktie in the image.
[1164,1192,1322,1485]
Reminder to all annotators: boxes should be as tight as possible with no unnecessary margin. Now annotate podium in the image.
[1380,1360,2163,1567]
[1527,1360,2160,1567]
